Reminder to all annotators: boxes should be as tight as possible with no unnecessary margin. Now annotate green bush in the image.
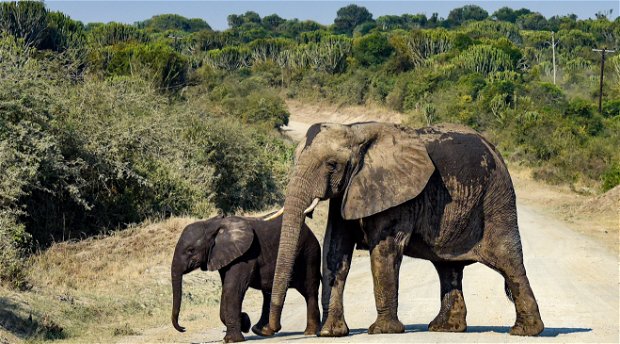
[327,69,371,105]
[137,14,211,33]
[0,1,48,47]
[601,163,620,191]
[564,98,603,136]
[95,41,189,91]
[241,91,290,127]
[455,44,513,75]
[87,22,148,46]
[0,36,293,271]
[179,117,292,213]
[352,32,393,66]
[602,99,620,118]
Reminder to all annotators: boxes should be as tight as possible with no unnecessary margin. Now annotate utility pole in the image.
[551,31,557,85]
[592,47,616,114]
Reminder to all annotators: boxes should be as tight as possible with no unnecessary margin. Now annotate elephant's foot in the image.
[509,315,544,336]
[224,332,245,343]
[251,323,275,337]
[428,291,467,332]
[428,315,466,332]
[303,324,320,336]
[319,316,349,337]
[368,317,405,335]
[241,313,251,333]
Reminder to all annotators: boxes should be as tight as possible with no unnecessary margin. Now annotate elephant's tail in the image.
[504,281,514,303]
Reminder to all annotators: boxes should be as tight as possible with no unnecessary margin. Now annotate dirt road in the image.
[128,107,619,343]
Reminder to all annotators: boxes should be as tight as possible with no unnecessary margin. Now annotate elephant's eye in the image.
[326,160,338,171]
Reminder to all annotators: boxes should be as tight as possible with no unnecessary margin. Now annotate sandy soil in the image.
[119,102,619,344]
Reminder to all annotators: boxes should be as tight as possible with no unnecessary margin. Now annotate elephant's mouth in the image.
[187,259,199,272]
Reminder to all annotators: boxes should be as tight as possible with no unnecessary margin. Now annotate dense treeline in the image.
[0,1,619,288]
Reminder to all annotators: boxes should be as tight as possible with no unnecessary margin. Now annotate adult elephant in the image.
[266,122,544,337]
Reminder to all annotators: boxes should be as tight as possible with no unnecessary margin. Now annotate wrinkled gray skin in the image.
[171,215,321,343]
[268,122,544,337]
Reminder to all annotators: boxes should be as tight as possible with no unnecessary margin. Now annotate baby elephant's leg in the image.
[298,286,321,335]
[220,262,254,343]
[299,250,321,336]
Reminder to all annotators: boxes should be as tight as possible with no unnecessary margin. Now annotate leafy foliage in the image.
[137,14,211,33]
[353,32,393,66]
[447,5,489,26]
[455,44,513,75]
[0,1,48,47]
[333,4,373,35]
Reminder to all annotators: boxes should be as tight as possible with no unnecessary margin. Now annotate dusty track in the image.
[125,104,619,343]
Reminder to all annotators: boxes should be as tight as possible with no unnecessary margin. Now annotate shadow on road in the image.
[346,324,592,338]
[223,324,592,342]
[466,325,592,337]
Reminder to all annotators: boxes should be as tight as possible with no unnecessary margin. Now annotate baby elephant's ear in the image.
[207,217,255,271]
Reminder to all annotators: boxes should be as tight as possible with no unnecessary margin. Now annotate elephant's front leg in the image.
[368,236,405,334]
[428,261,467,332]
[220,262,253,343]
[319,198,356,337]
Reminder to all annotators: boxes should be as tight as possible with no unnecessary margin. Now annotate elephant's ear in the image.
[341,128,435,220]
[207,217,254,271]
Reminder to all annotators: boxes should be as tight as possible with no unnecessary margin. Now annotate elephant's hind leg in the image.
[480,230,544,336]
[368,237,405,335]
[501,266,544,336]
[251,291,274,336]
[297,286,321,335]
[428,262,467,332]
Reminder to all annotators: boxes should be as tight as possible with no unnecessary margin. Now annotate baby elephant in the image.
[171,215,321,343]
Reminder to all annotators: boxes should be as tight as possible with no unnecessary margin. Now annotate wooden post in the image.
[593,48,616,114]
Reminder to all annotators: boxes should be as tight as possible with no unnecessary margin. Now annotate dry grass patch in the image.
[0,217,230,343]
[285,99,403,125]
[511,165,619,252]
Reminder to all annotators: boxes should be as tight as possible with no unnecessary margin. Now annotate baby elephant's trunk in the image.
[171,268,186,332]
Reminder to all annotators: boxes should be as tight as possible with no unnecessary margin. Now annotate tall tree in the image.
[333,4,373,35]
[517,12,548,30]
[447,5,488,27]
[227,14,243,29]
[0,1,48,47]
[493,7,518,23]
[263,14,285,30]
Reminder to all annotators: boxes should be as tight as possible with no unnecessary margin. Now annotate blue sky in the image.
[44,1,619,30]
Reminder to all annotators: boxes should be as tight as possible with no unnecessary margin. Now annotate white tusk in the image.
[263,207,284,221]
[304,198,320,214]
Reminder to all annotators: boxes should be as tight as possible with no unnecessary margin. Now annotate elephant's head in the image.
[268,122,435,331]
[171,216,254,332]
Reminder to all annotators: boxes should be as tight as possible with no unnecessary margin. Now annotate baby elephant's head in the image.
[170,216,255,332]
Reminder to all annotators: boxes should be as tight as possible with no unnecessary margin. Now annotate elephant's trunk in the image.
[171,263,186,332]
[269,170,317,333]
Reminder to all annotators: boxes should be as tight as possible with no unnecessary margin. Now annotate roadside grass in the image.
[510,164,619,252]
[0,217,225,343]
